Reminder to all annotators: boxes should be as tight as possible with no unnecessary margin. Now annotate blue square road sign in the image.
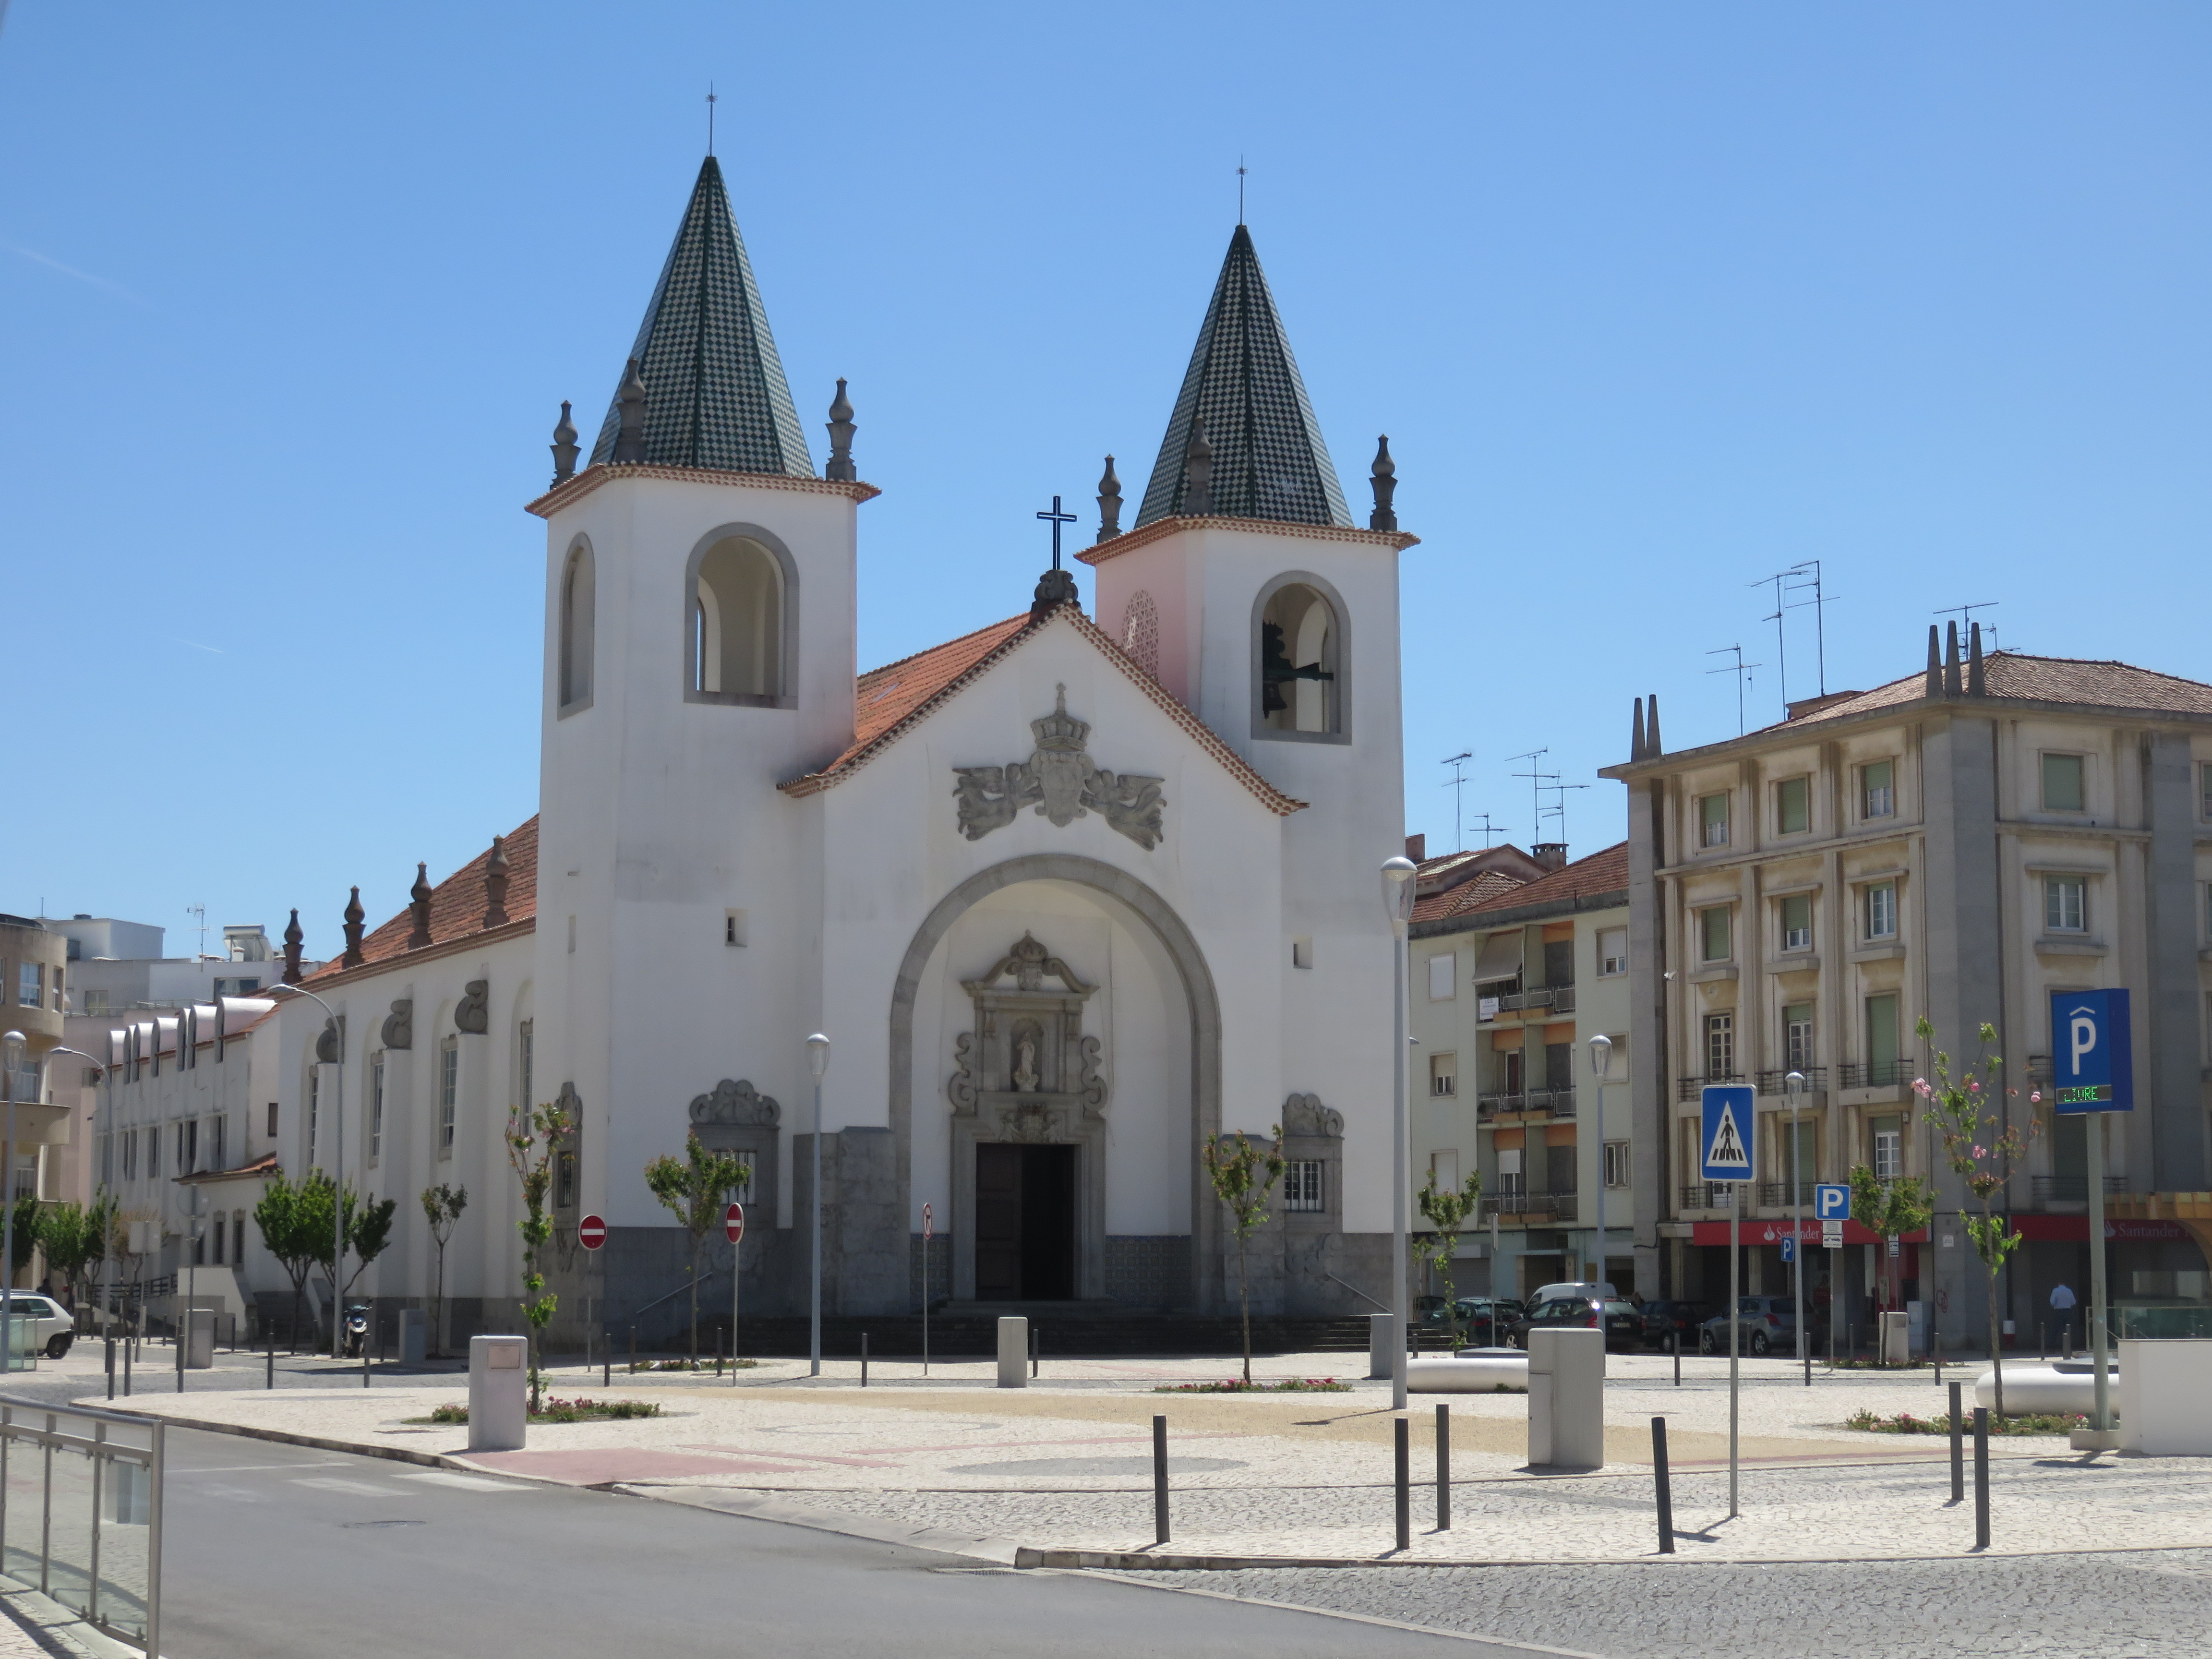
[2050,988,2132,1114]
[1700,1085,1755,1182]
[1813,1183,1850,1222]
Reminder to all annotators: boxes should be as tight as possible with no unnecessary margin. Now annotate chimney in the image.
[1967,621,1986,697]
[1404,833,1427,863]
[1631,697,1647,762]
[1944,621,1963,697]
[1646,694,1663,757]
[1924,624,1943,699]
[1532,842,1568,872]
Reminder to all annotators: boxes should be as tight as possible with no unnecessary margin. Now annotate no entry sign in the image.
[577,1214,607,1251]
[725,1201,745,1244]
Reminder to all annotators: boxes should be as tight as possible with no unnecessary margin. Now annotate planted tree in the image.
[643,1135,751,1369]
[38,1197,114,1313]
[253,1171,335,1349]
[5,1195,39,1286]
[1916,1017,2036,1417]
[1848,1162,1933,1360]
[1414,1169,1486,1350]
[507,1100,576,1411]
[1201,1126,1286,1386]
[420,1183,468,1356]
[337,1188,399,1301]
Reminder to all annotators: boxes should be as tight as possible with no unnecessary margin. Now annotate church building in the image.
[96,153,1422,1340]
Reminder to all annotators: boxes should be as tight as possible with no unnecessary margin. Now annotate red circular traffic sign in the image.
[923,1202,933,1243]
[577,1214,607,1251]
[724,1201,745,1243]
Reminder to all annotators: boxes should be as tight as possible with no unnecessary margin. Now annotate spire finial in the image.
[1238,157,1247,226]
[408,862,434,950]
[341,886,366,969]
[550,400,579,485]
[823,378,857,481]
[706,84,718,156]
[613,358,649,464]
[1368,434,1398,532]
[1095,456,1122,543]
[1179,415,1214,517]
[281,909,303,985]
[1036,494,1078,571]
[483,835,512,930]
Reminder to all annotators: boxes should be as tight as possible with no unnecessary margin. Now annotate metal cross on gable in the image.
[1036,495,1078,571]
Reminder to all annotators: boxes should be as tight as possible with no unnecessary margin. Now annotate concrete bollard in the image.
[184,1309,216,1370]
[397,1308,427,1365]
[1527,1327,1606,1469]
[468,1334,529,1452]
[1368,1312,1395,1381]
[997,1316,1028,1388]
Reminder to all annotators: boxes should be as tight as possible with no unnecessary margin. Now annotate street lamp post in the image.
[1,1031,22,1375]
[271,986,345,1357]
[805,1034,830,1379]
[1588,1036,1613,1297]
[1381,857,1416,1412]
[1787,1070,1808,1384]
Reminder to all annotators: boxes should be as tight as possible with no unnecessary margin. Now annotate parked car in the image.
[1639,1299,1710,1349]
[1529,1281,1618,1307]
[1450,1297,1525,1346]
[1507,1296,1643,1351]
[0,1294,76,1359]
[1699,1296,1804,1357]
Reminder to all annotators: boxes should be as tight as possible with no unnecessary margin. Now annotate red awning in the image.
[2008,1214,2196,1243]
[1689,1219,1926,1247]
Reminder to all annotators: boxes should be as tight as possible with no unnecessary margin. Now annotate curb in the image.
[74,1406,462,1472]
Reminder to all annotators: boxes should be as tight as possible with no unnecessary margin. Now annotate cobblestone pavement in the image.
[1112,1549,2212,1658]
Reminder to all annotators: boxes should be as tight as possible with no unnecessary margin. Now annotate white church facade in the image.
[92,155,1420,1341]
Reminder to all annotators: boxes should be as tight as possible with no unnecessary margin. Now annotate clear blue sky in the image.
[4,4,2207,956]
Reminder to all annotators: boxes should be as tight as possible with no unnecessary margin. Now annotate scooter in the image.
[341,1304,371,1359]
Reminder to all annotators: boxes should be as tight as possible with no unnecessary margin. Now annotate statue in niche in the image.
[947,932,1107,1130]
[1011,1022,1042,1094]
[952,685,1166,850]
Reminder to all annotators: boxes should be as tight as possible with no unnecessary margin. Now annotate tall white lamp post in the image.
[1588,1035,1612,1295]
[805,1033,830,1379]
[1381,856,1416,1411]
[271,985,345,1356]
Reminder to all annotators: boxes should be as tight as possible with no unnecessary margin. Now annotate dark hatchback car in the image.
[1639,1299,1710,1349]
[1506,1296,1643,1351]
[1450,1297,1525,1345]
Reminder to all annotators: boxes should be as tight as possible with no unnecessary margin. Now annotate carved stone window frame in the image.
[1278,1092,1344,1234]
[689,1078,781,1223]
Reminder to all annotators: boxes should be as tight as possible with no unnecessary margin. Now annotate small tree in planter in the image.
[253,1171,335,1350]
[643,1135,751,1369]
[1915,1017,2036,1417]
[1414,1169,1485,1350]
[420,1183,468,1357]
[1201,1126,1286,1386]
[1848,1163,1932,1360]
[507,1100,575,1412]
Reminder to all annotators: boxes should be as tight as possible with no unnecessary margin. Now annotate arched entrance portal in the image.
[888,855,1222,1310]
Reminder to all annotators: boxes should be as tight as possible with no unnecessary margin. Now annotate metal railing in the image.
[2032,1175,2127,1204]
[0,1395,162,1654]
[1475,1093,1515,1120]
[1525,1086,1576,1118]
[1676,1074,1747,1103]
[1837,1060,1917,1089]
[1481,1191,1577,1222]
[1495,987,1554,1012]
[1678,1182,1736,1212]
[1756,1181,1820,1207]
[1755,1067,1828,1094]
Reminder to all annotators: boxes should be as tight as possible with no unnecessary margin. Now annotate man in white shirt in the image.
[2050,1282,2078,1357]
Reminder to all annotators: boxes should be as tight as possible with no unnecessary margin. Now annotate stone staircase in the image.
[649,1311,1382,1360]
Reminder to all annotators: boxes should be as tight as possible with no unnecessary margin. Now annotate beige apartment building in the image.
[1602,627,2212,1349]
[1407,841,1632,1303]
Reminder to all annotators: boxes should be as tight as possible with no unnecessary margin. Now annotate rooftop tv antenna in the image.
[1706,645,1762,736]
[1539,780,1591,848]
[185,902,208,958]
[1506,749,1556,846]
[1466,812,1505,850]
[1440,751,1473,852]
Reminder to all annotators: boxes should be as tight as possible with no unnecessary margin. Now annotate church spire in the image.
[1134,224,1350,529]
[589,155,815,478]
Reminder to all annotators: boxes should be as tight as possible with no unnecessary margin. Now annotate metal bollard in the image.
[1671,1331,1681,1386]
[629,1327,637,1373]
[862,1332,869,1389]
[1030,1323,1038,1379]
[106,1332,116,1401]
[602,1332,611,1389]
[124,1335,132,1396]
[1948,1382,1964,1503]
[1848,1322,1856,1364]
[1394,1416,1410,1552]
[266,1329,274,1389]
[1435,1403,1451,1531]
[1152,1415,1169,1545]
[363,1325,371,1388]
[1652,1417,1675,1554]
[1972,1406,1991,1549]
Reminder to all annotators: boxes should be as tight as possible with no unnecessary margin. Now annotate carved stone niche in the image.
[690,1079,781,1225]
[946,933,1109,1301]
[1279,1091,1344,1233]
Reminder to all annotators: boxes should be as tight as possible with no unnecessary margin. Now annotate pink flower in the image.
[1911,1079,1932,1097]
[1967,1079,1981,1093]
[2031,1091,2043,1104]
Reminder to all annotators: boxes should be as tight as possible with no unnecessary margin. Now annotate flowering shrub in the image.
[1848,1407,2099,1436]
[1153,1377,1350,1394]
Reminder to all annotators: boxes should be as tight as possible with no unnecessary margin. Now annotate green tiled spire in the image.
[590,156,815,478]
[1135,225,1349,529]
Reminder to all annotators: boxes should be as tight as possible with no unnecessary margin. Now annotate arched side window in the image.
[1120,589,1160,680]
[558,539,596,715]
[1252,574,1349,742]
[685,525,797,707]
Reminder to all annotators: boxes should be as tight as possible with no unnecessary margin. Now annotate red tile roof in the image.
[1776,653,2212,732]
[301,817,539,988]
[1411,868,1527,924]
[779,604,1305,816]
[1461,841,1630,915]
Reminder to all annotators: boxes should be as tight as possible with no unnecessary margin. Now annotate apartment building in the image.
[1407,842,1631,1301]
[1602,627,2212,1348]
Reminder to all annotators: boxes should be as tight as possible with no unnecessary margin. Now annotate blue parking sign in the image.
[1779,1237,1796,1263]
[1813,1183,1850,1222]
[2050,988,2132,1114]
[1700,1085,1755,1181]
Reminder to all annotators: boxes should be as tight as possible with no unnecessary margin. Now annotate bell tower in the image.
[526,155,875,1248]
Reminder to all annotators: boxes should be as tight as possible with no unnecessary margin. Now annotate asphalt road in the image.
[150,1430,1536,1659]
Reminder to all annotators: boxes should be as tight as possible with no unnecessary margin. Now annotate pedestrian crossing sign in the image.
[1700,1085,1755,1182]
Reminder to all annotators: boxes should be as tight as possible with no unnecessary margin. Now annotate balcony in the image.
[1477,1088,1575,1121]
[1837,1060,1917,1090]
[1526,1086,1576,1118]
[1476,1093,1519,1121]
[2025,1055,2054,1084]
[1676,1073,1747,1104]
[1678,1182,1737,1212]
[1496,986,1552,1013]
[2032,1175,2126,1205]
[1755,1066,1828,1095]
[1482,1190,1578,1223]
[1756,1181,1821,1208]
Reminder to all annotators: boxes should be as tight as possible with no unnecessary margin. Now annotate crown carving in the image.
[1029,684,1090,754]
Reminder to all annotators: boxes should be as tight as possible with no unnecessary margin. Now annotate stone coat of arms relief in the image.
[952,685,1166,849]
